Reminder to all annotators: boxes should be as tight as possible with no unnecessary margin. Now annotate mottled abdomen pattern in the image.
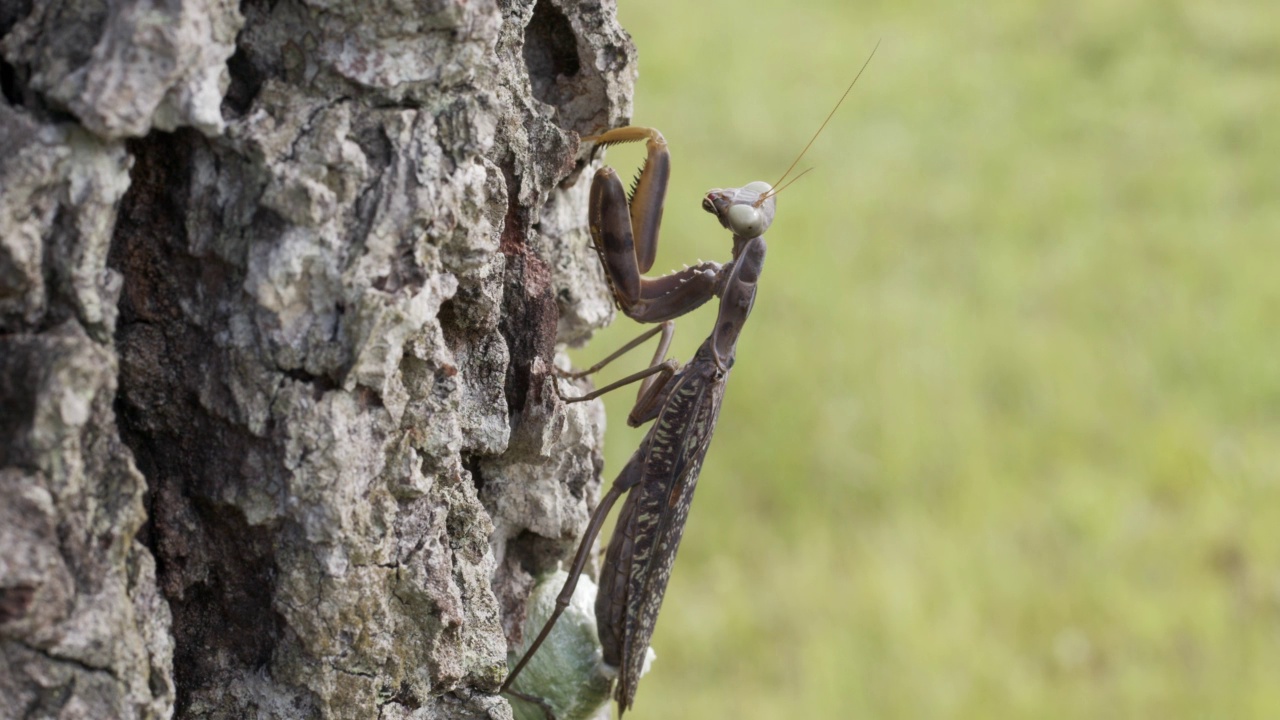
[594,349,726,709]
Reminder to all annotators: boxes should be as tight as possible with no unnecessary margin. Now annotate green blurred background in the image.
[569,0,1280,717]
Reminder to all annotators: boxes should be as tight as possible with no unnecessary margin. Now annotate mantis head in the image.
[702,181,776,239]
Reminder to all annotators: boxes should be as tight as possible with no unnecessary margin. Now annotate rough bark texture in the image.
[0,0,634,718]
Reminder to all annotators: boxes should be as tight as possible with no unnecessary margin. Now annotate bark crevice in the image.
[2,0,636,717]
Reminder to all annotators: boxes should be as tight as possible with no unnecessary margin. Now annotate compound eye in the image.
[726,204,763,237]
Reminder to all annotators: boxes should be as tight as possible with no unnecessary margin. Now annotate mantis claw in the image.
[588,127,731,323]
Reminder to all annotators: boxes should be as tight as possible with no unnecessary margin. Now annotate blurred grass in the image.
[568,0,1280,717]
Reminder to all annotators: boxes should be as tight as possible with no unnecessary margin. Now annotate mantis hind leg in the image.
[501,459,644,716]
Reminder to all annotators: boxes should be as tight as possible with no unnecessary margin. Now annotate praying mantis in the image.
[502,43,879,719]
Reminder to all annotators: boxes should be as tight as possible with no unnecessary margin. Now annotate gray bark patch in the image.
[2,0,635,717]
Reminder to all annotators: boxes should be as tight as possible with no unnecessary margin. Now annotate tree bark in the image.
[0,0,634,717]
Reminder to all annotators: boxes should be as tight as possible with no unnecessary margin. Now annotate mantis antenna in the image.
[754,39,881,208]
[758,166,814,203]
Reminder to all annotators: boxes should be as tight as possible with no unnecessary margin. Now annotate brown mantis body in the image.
[503,159,770,716]
[503,44,878,719]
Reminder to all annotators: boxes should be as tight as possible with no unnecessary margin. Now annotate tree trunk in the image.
[0,0,633,717]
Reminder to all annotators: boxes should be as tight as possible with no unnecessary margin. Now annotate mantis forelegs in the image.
[585,127,725,323]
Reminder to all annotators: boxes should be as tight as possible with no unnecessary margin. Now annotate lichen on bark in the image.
[1,0,636,718]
